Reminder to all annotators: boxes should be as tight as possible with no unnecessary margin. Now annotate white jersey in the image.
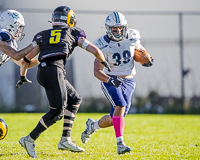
[93,28,142,76]
[0,28,18,66]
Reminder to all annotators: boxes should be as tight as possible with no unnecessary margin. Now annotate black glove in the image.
[15,76,32,89]
[108,76,123,87]
[142,57,154,67]
[101,61,112,72]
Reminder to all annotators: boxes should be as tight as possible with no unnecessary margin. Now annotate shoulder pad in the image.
[0,32,11,42]
[126,28,141,40]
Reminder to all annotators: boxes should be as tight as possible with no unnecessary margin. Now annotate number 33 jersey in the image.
[93,28,141,76]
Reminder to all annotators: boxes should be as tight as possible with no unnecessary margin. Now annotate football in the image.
[0,118,8,140]
[134,49,152,65]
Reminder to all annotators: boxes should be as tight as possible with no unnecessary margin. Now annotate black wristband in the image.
[23,57,31,63]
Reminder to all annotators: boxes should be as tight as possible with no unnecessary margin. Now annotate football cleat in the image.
[81,118,97,144]
[0,118,8,140]
[117,141,131,154]
[58,140,85,152]
[19,136,37,158]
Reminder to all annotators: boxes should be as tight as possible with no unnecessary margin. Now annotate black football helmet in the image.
[52,6,77,27]
[0,118,8,140]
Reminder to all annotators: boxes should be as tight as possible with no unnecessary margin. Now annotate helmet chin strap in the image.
[10,34,15,39]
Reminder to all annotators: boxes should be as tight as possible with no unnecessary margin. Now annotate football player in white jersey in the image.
[0,9,41,85]
[81,12,153,154]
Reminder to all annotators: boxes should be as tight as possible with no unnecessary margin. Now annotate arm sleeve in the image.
[76,29,86,41]
[75,28,87,45]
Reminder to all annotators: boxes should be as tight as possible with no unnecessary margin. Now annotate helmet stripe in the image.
[67,9,75,27]
[114,12,120,23]
[0,119,7,140]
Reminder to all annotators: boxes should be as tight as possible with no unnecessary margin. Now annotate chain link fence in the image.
[0,9,199,113]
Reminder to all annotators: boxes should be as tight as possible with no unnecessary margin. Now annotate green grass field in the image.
[0,113,199,160]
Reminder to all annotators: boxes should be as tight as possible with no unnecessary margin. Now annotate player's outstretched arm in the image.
[78,37,111,72]
[0,41,35,61]
[0,33,42,61]
[94,58,122,87]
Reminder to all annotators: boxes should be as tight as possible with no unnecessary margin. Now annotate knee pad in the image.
[52,108,64,122]
[42,108,64,127]
[68,95,82,107]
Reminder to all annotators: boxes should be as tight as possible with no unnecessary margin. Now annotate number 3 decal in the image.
[113,50,131,66]
[49,30,61,44]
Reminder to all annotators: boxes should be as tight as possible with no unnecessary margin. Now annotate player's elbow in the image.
[94,70,99,78]
[87,45,99,56]
[94,69,102,79]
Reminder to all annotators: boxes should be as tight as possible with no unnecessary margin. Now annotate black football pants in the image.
[37,65,81,110]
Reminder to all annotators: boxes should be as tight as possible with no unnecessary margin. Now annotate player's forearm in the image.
[95,50,106,63]
[20,58,39,77]
[15,44,35,60]
[86,44,106,62]
[94,69,110,83]
[25,45,40,61]
[20,68,28,77]
[94,59,110,82]
[78,37,106,62]
[28,59,40,69]
[0,41,35,61]
[16,34,41,61]
[16,35,41,60]
[20,60,29,76]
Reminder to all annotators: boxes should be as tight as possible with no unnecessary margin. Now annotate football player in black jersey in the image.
[18,6,111,158]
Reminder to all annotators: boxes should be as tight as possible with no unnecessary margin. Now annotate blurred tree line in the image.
[78,91,200,114]
[0,90,200,114]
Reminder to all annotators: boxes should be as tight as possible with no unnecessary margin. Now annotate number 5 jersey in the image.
[35,26,86,63]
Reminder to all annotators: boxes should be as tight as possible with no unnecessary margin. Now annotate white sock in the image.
[116,136,124,143]
[93,120,100,130]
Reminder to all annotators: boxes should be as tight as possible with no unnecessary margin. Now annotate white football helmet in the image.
[0,10,25,41]
[105,12,128,41]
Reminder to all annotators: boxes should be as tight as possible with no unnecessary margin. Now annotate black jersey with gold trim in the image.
[36,26,86,62]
